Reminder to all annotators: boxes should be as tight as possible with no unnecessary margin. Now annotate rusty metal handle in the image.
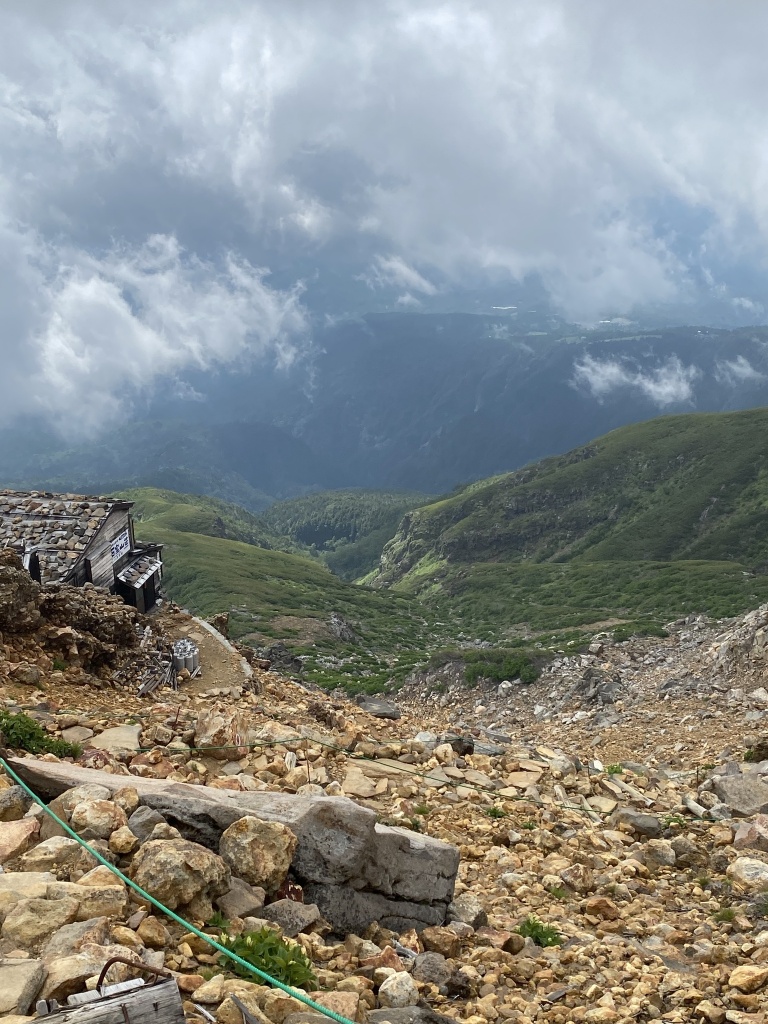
[96,956,172,991]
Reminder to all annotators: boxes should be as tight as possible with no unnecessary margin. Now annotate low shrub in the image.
[516,915,563,947]
[218,927,317,990]
[0,711,81,759]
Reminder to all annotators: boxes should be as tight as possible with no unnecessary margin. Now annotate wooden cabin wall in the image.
[85,509,133,589]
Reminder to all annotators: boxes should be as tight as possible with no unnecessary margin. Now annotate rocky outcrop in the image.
[9,758,460,933]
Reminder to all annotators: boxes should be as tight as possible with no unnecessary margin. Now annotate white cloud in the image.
[572,355,701,406]
[364,255,438,296]
[715,355,766,386]
[0,229,307,434]
[6,0,768,427]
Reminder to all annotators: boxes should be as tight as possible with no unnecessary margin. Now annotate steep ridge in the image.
[372,408,768,633]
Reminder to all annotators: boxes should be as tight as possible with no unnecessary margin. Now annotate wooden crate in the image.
[39,979,185,1024]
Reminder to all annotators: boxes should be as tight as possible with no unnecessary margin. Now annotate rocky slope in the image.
[5,554,768,1021]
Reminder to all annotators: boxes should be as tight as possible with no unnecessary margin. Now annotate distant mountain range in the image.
[3,313,768,503]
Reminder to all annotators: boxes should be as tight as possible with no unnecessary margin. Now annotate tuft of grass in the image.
[517,915,563,947]
[218,928,317,990]
[0,711,81,759]
[605,764,623,776]
[713,907,736,923]
[662,814,686,829]
[520,820,537,830]
[548,885,569,901]
[486,806,507,819]
[413,803,431,817]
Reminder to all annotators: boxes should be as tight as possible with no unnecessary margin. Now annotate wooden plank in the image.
[41,979,184,1023]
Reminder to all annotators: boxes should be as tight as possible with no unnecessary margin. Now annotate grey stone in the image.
[713,774,768,817]
[610,808,663,838]
[40,917,111,961]
[89,725,141,757]
[302,883,448,935]
[355,696,401,720]
[447,893,488,928]
[413,951,451,987]
[259,899,322,938]
[216,877,266,920]
[61,726,94,744]
[0,958,46,1015]
[127,806,167,842]
[671,836,707,867]
[0,786,31,822]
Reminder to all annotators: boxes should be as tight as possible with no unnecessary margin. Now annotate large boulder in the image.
[378,972,420,1008]
[713,774,768,817]
[131,837,231,919]
[0,819,39,864]
[9,759,460,934]
[734,815,768,852]
[609,808,662,838]
[88,726,142,759]
[220,816,296,893]
[193,711,253,760]
[728,856,768,889]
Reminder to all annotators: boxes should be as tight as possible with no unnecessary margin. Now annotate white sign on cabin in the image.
[110,529,131,562]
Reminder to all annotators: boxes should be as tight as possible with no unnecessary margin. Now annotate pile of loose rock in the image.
[9,566,768,1020]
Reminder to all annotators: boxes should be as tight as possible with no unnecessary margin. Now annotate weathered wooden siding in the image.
[84,508,133,589]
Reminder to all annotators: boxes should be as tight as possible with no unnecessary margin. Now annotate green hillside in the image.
[129,504,448,692]
[122,488,300,553]
[372,408,768,633]
[260,489,431,580]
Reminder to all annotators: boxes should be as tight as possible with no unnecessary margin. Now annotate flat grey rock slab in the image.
[88,725,142,755]
[0,958,46,1015]
[356,696,401,720]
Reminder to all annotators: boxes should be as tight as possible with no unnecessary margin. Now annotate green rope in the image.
[0,756,356,1024]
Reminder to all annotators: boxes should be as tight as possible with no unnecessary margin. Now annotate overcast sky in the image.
[4,0,768,430]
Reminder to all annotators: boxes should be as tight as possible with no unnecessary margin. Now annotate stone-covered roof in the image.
[0,490,128,584]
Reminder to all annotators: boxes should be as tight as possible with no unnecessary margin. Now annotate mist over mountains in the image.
[4,313,768,504]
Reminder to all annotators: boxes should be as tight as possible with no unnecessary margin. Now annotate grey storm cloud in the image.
[5,0,768,429]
